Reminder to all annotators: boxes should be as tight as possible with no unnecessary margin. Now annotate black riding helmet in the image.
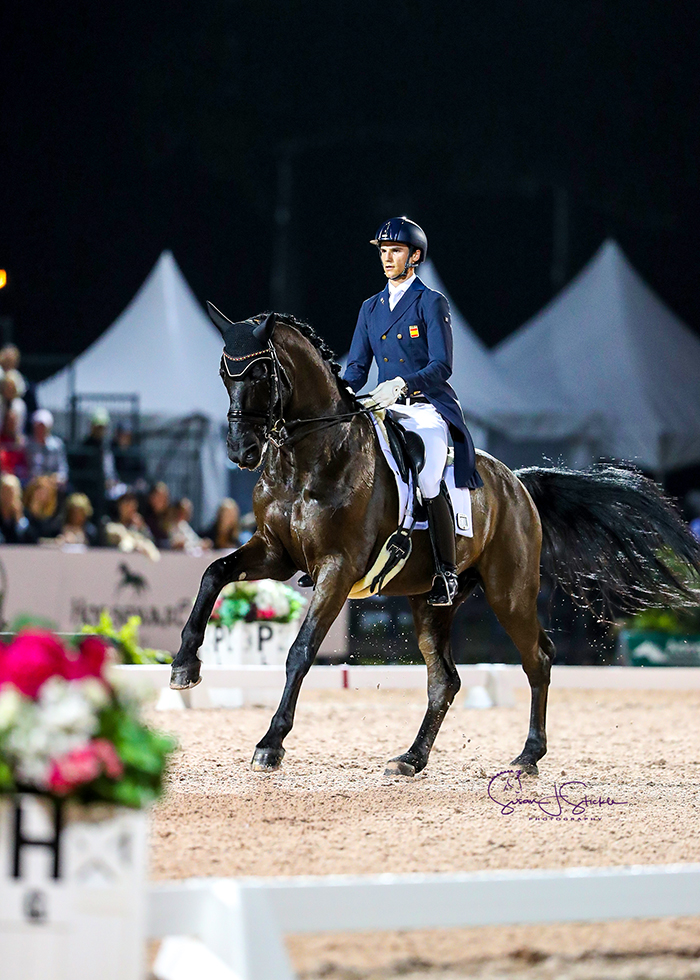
[370,216,428,278]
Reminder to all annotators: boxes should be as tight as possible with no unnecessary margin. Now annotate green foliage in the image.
[81,611,172,664]
[625,605,700,635]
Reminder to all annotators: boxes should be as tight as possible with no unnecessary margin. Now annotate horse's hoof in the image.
[251,746,285,771]
[170,665,202,690]
[385,757,417,777]
[510,755,539,776]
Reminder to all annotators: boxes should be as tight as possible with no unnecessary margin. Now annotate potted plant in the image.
[0,629,176,980]
[200,580,307,706]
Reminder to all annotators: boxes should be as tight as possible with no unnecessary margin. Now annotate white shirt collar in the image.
[387,272,416,309]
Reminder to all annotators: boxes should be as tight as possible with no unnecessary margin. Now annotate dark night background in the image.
[2,1,700,376]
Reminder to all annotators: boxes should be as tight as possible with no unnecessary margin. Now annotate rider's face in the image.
[379,244,420,280]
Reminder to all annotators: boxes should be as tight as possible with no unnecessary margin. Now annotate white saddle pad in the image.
[373,417,473,537]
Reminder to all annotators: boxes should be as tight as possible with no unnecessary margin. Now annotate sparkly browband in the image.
[223,348,270,363]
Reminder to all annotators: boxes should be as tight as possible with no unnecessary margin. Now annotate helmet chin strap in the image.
[385,250,421,281]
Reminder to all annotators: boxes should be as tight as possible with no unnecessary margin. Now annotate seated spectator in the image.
[23,475,62,542]
[0,473,31,544]
[54,493,99,547]
[0,345,37,431]
[112,423,147,491]
[0,369,27,437]
[169,497,211,553]
[0,407,29,482]
[83,408,117,492]
[204,497,241,550]
[143,481,172,548]
[103,490,159,561]
[26,409,69,488]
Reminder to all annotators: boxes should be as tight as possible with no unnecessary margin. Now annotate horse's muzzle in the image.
[227,432,263,469]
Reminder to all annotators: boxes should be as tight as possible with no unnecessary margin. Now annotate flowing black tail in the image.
[515,463,700,617]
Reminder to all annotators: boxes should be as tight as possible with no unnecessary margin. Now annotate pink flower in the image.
[48,745,102,795]
[0,631,70,698]
[47,738,123,795]
[66,636,108,681]
[91,738,124,779]
[257,608,276,620]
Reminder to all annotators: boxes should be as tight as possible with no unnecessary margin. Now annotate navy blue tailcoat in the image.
[343,276,482,490]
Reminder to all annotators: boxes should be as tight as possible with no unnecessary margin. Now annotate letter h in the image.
[12,797,63,879]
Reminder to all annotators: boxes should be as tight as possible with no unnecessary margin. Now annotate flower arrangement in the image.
[0,630,176,807]
[209,579,307,627]
[80,610,172,664]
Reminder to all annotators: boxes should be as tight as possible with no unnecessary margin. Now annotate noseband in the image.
[224,342,372,451]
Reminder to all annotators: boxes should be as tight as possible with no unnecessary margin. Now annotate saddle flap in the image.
[384,412,426,485]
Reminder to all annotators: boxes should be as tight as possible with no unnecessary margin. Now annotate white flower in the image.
[78,677,110,710]
[37,677,98,737]
[0,686,24,731]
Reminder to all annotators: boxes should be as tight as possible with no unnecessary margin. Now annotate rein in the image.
[225,342,374,450]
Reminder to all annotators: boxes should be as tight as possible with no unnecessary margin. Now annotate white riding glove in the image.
[360,376,408,411]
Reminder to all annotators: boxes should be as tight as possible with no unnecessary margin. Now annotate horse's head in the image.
[207,304,278,469]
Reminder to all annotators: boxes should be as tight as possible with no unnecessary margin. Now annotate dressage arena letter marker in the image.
[258,624,273,652]
[12,797,63,880]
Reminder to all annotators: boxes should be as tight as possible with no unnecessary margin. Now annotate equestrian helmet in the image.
[370,217,428,263]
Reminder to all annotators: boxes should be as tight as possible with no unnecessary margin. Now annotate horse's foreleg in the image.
[385,596,459,777]
[170,535,294,690]
[251,559,355,771]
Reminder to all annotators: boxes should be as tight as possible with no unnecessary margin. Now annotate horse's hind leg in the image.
[385,596,459,777]
[479,557,556,775]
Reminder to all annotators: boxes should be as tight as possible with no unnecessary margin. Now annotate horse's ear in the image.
[253,312,275,342]
[206,301,234,339]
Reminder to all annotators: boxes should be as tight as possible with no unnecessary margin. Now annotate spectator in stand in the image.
[169,497,211,553]
[143,481,172,549]
[0,345,37,432]
[0,473,31,543]
[55,493,99,547]
[0,407,29,482]
[23,475,62,542]
[82,408,117,494]
[112,423,147,491]
[103,490,159,561]
[0,369,28,437]
[203,497,241,550]
[26,409,69,488]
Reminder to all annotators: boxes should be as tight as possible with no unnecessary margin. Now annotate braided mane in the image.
[253,311,343,378]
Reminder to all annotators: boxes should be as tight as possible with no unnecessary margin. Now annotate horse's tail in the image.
[515,463,700,617]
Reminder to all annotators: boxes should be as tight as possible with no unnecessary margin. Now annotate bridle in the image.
[223,341,373,452]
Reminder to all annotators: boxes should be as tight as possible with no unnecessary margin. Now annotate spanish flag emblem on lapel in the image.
[409,324,420,338]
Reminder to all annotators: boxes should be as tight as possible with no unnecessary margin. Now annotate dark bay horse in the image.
[170,311,700,776]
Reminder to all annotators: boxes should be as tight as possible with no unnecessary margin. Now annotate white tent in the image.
[38,251,228,420]
[494,239,700,472]
[340,262,595,446]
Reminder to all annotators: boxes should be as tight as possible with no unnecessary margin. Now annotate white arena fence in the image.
[149,864,700,980]
[110,662,700,710]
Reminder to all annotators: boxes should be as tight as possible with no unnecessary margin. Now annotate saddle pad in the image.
[373,416,473,537]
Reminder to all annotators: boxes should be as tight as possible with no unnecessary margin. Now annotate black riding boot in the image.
[425,485,458,606]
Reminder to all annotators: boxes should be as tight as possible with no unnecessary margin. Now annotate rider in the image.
[342,217,482,606]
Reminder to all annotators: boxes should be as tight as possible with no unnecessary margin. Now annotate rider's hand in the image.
[360,377,408,411]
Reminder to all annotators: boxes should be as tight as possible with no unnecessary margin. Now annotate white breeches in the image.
[391,402,449,499]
